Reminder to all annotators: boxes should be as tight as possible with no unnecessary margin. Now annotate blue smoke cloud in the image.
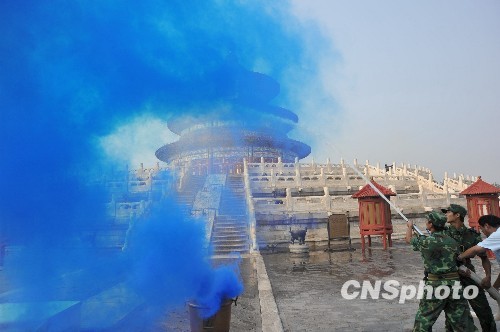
[0,0,324,328]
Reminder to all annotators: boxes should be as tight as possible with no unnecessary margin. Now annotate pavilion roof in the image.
[352,179,396,198]
[460,176,500,195]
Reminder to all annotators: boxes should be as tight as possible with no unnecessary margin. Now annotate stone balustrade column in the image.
[342,165,348,186]
[444,181,450,205]
[323,186,331,210]
[326,157,332,173]
[277,157,283,174]
[419,185,428,207]
[402,166,407,190]
[295,163,302,187]
[286,187,293,211]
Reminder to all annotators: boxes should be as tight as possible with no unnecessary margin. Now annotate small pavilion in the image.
[460,176,500,230]
[352,179,396,250]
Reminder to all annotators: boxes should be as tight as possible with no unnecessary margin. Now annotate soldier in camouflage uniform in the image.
[443,204,496,332]
[406,211,477,332]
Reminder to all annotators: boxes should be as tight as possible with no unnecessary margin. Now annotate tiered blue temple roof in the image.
[155,58,310,173]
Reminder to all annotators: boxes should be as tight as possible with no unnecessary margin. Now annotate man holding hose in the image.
[406,211,477,331]
[459,214,500,291]
[443,204,496,332]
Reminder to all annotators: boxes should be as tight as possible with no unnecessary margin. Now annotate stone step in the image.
[213,248,248,254]
[216,216,246,220]
[211,234,248,241]
[212,243,248,250]
[213,249,248,255]
[215,223,247,229]
[213,223,247,229]
[212,232,247,238]
[214,221,246,227]
[216,219,246,224]
[215,225,247,230]
[214,244,249,251]
[211,236,248,242]
[213,225,247,232]
[216,215,246,220]
[213,249,248,254]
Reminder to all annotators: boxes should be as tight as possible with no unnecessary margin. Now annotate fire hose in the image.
[457,265,500,320]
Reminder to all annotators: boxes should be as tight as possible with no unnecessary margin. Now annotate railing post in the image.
[243,161,258,252]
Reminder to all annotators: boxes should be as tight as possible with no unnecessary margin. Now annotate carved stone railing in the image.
[243,159,258,252]
[251,190,466,217]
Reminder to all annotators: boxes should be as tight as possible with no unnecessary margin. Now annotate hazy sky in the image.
[289,1,500,183]
[103,1,500,183]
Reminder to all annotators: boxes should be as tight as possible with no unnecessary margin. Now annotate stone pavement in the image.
[261,240,500,332]
[163,239,500,332]
[2,241,500,331]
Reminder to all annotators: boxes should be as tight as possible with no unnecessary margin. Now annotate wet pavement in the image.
[2,241,500,331]
[163,240,500,332]
[262,240,500,332]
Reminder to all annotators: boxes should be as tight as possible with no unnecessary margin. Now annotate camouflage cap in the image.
[441,204,467,218]
[427,211,447,227]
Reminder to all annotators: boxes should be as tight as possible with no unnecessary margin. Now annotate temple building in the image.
[155,59,310,175]
[98,63,488,254]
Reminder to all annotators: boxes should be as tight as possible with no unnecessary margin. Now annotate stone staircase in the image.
[177,174,206,214]
[211,175,249,255]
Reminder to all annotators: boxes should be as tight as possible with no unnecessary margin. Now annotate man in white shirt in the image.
[458,215,500,289]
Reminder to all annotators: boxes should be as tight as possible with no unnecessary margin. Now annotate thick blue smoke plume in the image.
[0,0,322,328]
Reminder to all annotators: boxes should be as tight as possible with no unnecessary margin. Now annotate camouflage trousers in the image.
[413,281,478,332]
[445,276,496,332]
